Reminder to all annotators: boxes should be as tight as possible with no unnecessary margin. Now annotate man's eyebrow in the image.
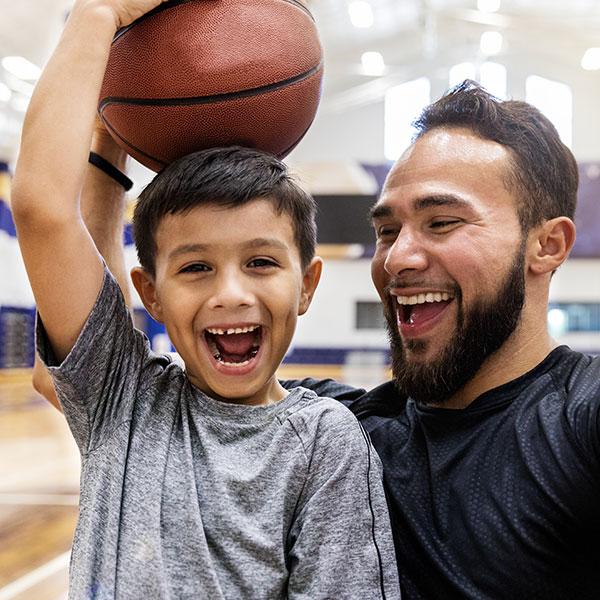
[369,204,393,221]
[370,195,472,221]
[413,195,472,212]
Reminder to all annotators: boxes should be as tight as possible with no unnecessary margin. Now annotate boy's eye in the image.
[248,257,278,269]
[180,263,210,273]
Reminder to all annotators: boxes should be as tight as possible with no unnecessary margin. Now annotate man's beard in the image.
[385,243,526,406]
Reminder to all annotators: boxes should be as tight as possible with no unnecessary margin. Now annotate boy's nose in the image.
[383,229,429,277]
[207,271,255,310]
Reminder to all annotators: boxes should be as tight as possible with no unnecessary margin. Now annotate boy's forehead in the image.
[154,198,298,256]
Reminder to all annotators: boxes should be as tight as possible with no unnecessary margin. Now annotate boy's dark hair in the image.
[133,146,317,275]
[412,80,579,232]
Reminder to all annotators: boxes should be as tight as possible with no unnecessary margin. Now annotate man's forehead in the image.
[381,127,513,198]
[389,127,511,178]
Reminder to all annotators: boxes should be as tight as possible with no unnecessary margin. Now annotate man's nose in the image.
[383,229,429,276]
[207,269,255,309]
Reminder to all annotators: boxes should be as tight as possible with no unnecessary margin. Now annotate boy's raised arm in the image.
[10,0,164,363]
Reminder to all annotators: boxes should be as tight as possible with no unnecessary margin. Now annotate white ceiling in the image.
[1,0,600,160]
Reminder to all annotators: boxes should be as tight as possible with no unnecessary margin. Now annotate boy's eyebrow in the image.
[242,237,289,251]
[370,194,471,221]
[168,238,288,260]
[168,243,210,259]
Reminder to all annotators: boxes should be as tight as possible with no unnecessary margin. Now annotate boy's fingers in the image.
[112,0,170,29]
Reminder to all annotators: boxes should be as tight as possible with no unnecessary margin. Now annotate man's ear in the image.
[528,217,576,276]
[131,267,164,323]
[298,257,323,316]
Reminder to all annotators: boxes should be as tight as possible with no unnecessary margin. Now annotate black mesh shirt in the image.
[287,346,600,599]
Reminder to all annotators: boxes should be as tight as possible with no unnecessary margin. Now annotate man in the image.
[295,80,600,599]
[35,81,600,598]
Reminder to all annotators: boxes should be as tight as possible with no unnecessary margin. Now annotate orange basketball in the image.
[98,0,323,172]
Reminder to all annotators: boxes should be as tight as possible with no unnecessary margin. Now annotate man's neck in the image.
[431,326,557,410]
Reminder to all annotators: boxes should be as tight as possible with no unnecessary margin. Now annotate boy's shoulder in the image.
[281,387,366,452]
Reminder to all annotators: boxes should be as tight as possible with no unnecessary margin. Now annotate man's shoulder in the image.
[542,346,600,403]
[281,381,407,443]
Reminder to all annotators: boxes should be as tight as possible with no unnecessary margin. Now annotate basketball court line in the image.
[0,493,79,506]
[0,551,70,600]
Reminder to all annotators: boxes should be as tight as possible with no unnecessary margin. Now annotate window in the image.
[449,61,506,99]
[356,301,386,330]
[449,62,476,88]
[526,75,573,148]
[547,303,600,336]
[479,62,507,99]
[384,77,431,160]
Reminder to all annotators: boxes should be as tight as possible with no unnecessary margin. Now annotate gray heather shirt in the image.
[38,269,400,599]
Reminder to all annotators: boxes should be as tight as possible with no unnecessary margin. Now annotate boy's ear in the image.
[528,217,576,276]
[130,267,164,323]
[298,257,323,316]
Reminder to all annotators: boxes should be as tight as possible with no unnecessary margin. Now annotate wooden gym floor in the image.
[0,371,78,599]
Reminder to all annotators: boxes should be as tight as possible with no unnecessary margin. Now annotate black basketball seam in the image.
[98,69,321,169]
[99,61,323,110]
[100,116,167,170]
[113,0,314,42]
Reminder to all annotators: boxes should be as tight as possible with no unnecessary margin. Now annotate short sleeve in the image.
[36,267,153,453]
[565,356,600,471]
[286,401,401,599]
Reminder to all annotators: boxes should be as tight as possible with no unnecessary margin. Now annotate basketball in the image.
[98,0,324,172]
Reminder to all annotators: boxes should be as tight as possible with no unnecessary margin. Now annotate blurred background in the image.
[1,0,600,597]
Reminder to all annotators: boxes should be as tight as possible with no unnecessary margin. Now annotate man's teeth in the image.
[206,325,260,335]
[396,292,452,306]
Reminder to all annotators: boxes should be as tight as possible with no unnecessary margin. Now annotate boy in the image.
[11,1,400,598]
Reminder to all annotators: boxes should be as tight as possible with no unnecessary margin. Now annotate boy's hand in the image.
[76,0,169,30]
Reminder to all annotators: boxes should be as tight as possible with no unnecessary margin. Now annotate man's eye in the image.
[248,258,278,269]
[376,225,399,239]
[180,263,210,273]
[430,219,460,230]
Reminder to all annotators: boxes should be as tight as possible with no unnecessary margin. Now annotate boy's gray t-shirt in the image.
[38,269,400,599]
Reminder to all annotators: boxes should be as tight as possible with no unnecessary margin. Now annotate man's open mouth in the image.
[204,325,262,367]
[395,292,454,325]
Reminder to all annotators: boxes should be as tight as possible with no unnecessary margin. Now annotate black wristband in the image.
[88,151,133,191]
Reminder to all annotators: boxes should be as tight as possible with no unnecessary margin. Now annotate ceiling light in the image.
[2,56,41,81]
[477,0,501,13]
[361,52,385,76]
[349,1,374,28]
[581,48,600,70]
[480,31,503,56]
[0,83,11,103]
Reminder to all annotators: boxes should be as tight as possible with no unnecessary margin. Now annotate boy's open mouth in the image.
[204,325,262,367]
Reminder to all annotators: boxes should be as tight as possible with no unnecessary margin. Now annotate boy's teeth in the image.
[213,347,259,367]
[396,292,452,306]
[206,325,259,335]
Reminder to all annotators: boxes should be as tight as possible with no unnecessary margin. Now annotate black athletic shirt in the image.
[285,346,600,599]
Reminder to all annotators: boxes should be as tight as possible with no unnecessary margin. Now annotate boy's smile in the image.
[132,198,321,406]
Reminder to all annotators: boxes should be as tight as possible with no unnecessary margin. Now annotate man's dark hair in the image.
[133,146,317,275]
[413,80,578,231]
